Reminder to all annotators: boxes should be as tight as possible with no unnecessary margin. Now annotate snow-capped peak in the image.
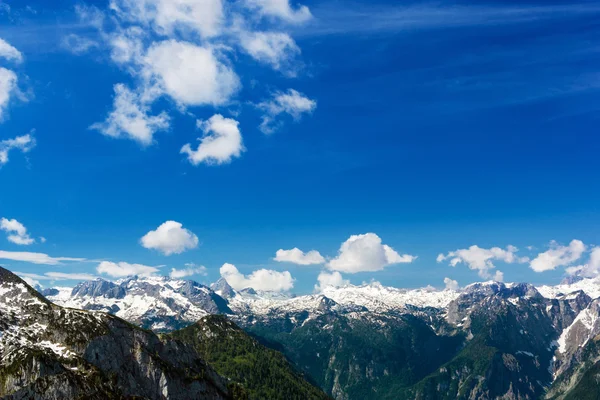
[46,274,231,332]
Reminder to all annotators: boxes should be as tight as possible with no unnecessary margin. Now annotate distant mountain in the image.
[39,273,600,399]
[169,314,331,400]
[46,275,232,332]
[0,266,231,399]
[210,278,237,299]
[228,280,600,399]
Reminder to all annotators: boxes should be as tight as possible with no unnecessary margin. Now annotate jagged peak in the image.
[210,277,237,299]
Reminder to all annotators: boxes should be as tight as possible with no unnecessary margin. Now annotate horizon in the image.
[1,261,594,295]
[1,0,599,294]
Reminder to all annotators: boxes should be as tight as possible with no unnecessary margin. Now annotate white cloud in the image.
[140,220,199,255]
[170,265,208,278]
[443,277,459,290]
[97,261,160,277]
[0,250,85,265]
[17,271,98,282]
[21,276,41,287]
[314,270,349,292]
[220,262,294,292]
[61,34,99,55]
[274,247,325,265]
[0,133,35,166]
[493,270,504,282]
[181,114,244,165]
[0,40,26,123]
[0,217,35,245]
[109,28,145,65]
[245,0,312,24]
[0,67,18,121]
[529,240,586,272]
[75,4,105,30]
[566,247,600,278]
[327,233,415,274]
[110,0,224,39]
[45,272,98,280]
[87,0,315,158]
[0,38,23,63]
[258,89,316,133]
[90,84,169,146]
[39,237,47,243]
[144,40,240,107]
[437,244,528,279]
[240,31,300,73]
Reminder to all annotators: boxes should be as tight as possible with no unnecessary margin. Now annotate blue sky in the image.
[0,0,599,293]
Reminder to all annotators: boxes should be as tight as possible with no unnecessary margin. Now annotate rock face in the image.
[546,334,600,399]
[0,266,231,400]
[46,275,232,332]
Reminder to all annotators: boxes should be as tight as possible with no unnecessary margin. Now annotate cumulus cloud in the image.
[0,39,24,122]
[0,38,22,63]
[82,0,315,164]
[220,262,294,292]
[244,0,312,24]
[110,0,224,39]
[327,233,415,274]
[0,217,35,245]
[0,250,85,265]
[529,239,586,273]
[493,270,504,282]
[0,68,18,121]
[90,84,169,146]
[97,261,160,277]
[437,245,528,279]
[140,220,199,255]
[181,114,244,165]
[109,28,145,65]
[170,264,208,278]
[443,277,459,290]
[144,40,240,107]
[240,31,300,73]
[314,271,349,292]
[257,89,316,133]
[0,133,35,166]
[274,247,325,265]
[566,247,600,278]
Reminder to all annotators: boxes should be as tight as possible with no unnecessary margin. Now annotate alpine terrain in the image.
[39,269,600,399]
[0,267,328,400]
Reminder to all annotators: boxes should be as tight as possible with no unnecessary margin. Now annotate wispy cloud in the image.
[299,2,600,36]
[0,250,86,265]
[16,271,97,281]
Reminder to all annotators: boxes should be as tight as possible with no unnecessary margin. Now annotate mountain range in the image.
[5,267,600,399]
[0,267,327,400]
